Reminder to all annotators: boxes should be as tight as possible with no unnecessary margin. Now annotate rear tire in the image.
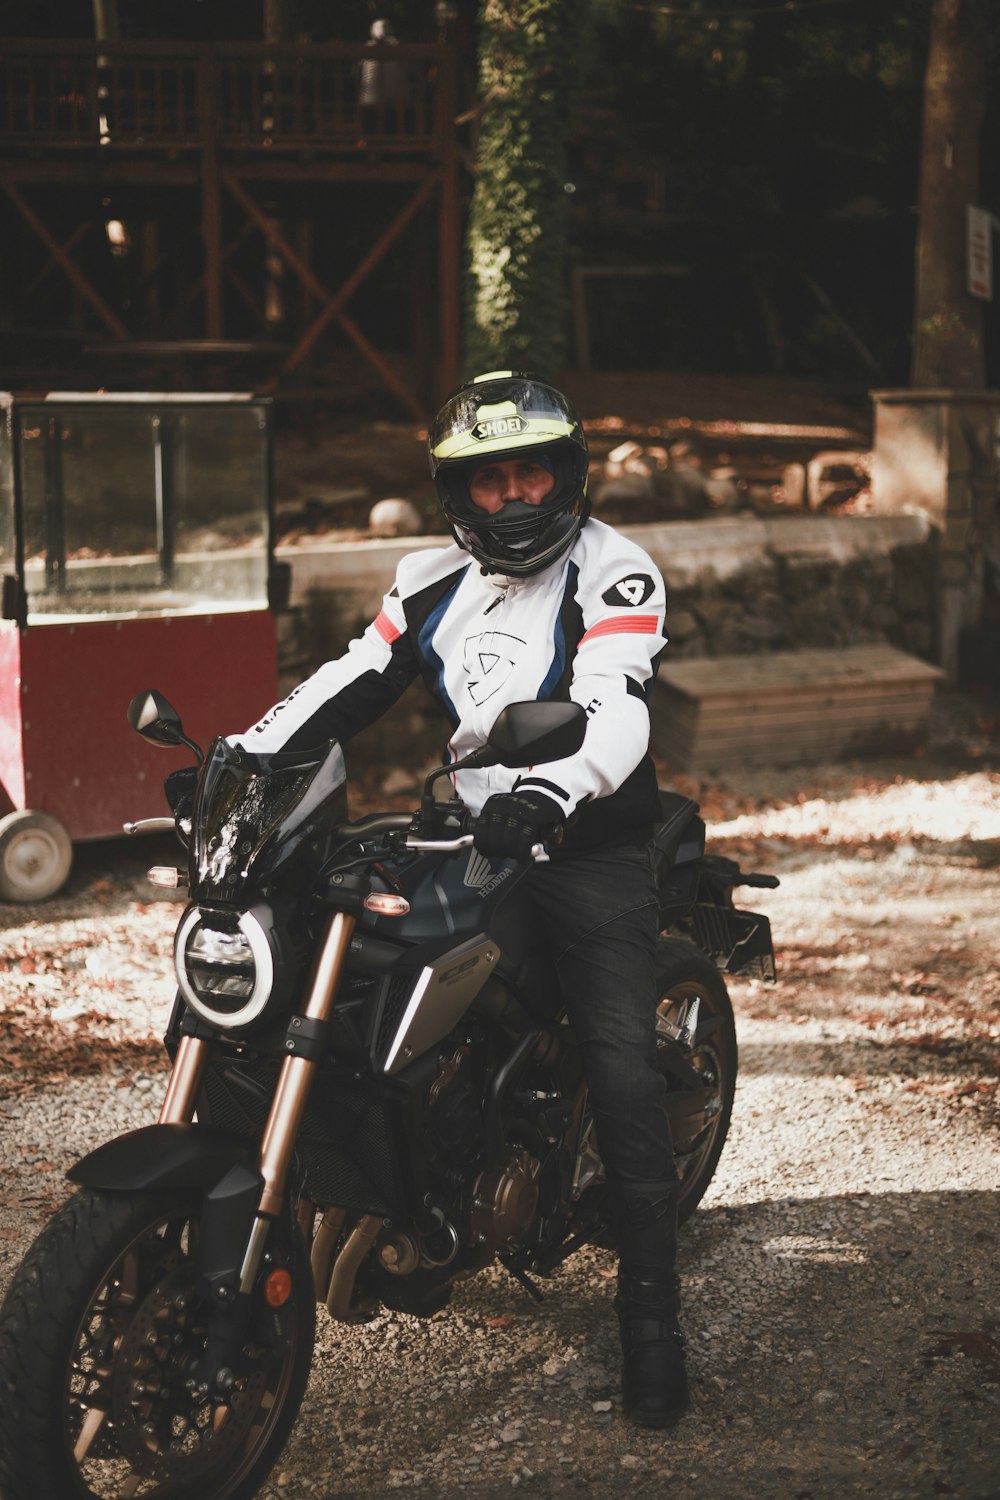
[655,937,738,1225]
[0,1186,315,1500]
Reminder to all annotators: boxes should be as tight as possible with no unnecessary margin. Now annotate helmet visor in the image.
[430,376,580,466]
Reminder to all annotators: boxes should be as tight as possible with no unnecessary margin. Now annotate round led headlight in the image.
[174,907,274,1029]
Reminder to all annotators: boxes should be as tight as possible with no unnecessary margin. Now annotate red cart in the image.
[0,392,283,902]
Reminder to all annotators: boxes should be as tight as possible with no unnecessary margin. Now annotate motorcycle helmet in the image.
[428,371,590,577]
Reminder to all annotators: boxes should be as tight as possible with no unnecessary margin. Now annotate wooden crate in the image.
[651,645,945,771]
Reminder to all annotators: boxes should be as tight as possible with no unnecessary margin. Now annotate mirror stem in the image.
[181,733,205,765]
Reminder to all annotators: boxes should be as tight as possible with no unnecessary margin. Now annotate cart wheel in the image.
[0,810,73,903]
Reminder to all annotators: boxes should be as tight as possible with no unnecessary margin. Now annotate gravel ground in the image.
[1,692,998,1500]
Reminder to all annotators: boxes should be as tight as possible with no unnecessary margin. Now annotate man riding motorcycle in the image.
[233,371,687,1427]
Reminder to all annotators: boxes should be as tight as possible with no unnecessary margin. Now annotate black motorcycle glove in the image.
[472,790,565,861]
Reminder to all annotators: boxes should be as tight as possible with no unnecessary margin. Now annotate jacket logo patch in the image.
[473,415,525,440]
[602,573,655,607]
[463,631,526,705]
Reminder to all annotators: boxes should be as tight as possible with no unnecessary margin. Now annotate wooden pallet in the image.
[651,644,945,771]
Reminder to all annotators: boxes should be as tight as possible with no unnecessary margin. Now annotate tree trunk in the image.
[910,0,988,388]
[464,0,583,377]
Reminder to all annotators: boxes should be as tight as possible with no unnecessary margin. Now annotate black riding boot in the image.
[613,1185,689,1428]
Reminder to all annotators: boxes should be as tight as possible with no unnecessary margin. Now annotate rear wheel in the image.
[655,937,738,1225]
[0,1186,315,1500]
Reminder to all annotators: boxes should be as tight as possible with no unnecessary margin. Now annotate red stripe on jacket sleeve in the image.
[578,613,660,646]
[373,609,402,644]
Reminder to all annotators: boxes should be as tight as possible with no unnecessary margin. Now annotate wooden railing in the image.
[0,40,450,152]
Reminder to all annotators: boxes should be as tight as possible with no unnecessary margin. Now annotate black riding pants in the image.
[523,841,676,1200]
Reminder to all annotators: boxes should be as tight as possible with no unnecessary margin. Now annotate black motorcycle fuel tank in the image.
[358,848,561,1024]
[358,845,520,944]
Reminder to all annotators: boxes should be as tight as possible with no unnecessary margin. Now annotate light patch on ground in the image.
[712,770,1000,843]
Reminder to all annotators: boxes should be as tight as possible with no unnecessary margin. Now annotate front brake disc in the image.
[110,1266,269,1484]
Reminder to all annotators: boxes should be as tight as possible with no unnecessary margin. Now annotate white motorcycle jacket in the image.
[236,518,668,852]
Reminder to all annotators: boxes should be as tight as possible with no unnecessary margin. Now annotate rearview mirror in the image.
[486,701,587,768]
[127,689,204,762]
[419,701,587,827]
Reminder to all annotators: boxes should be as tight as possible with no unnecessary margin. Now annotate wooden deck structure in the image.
[0,40,462,416]
[652,645,946,771]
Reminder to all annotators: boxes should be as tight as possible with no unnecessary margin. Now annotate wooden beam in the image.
[330,305,426,422]
[226,263,268,329]
[221,168,426,419]
[435,47,460,396]
[184,220,257,308]
[281,172,437,375]
[0,160,199,185]
[1,182,128,339]
[198,53,223,338]
[221,169,330,300]
[229,161,431,183]
[22,221,91,301]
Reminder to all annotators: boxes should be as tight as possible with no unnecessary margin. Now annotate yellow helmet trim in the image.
[433,411,576,462]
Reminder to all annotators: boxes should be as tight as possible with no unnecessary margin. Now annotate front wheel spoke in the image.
[72,1404,108,1463]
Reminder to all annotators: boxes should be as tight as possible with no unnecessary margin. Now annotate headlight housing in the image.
[175,907,274,1029]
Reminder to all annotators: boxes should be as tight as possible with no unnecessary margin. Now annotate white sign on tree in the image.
[966,205,993,301]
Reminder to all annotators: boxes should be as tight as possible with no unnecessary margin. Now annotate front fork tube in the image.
[246,911,357,1288]
[158,1034,209,1125]
[157,910,357,1298]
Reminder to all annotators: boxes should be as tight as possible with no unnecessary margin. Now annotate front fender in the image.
[68,1122,252,1192]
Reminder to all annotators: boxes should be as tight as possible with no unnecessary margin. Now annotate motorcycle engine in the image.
[424,1036,547,1249]
[468,1149,541,1246]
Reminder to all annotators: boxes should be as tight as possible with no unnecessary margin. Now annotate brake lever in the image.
[404,832,550,863]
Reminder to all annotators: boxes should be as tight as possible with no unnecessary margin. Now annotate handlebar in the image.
[405,832,550,863]
[405,832,473,851]
[123,818,176,835]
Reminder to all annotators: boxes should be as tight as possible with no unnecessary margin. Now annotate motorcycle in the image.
[0,690,777,1500]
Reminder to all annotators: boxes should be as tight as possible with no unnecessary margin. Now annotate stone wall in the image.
[275,512,934,687]
[642,514,935,662]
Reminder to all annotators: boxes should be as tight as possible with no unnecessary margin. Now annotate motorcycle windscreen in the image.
[190,736,347,902]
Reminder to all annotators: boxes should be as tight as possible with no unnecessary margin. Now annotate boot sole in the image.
[624,1398,690,1429]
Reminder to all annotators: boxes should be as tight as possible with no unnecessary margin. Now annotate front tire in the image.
[655,937,738,1225]
[0,1186,315,1500]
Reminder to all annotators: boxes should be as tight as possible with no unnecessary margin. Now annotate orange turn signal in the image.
[363,892,411,916]
[264,1268,293,1308]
